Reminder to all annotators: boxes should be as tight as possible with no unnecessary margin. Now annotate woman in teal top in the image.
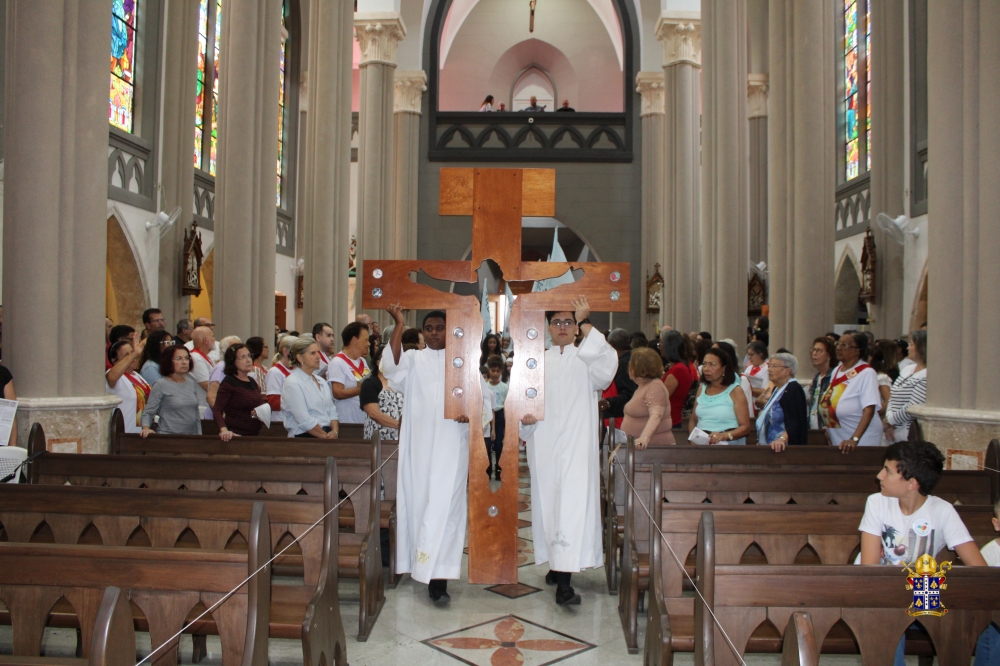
[690,348,752,445]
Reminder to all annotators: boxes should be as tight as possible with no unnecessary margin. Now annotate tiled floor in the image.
[0,449,884,665]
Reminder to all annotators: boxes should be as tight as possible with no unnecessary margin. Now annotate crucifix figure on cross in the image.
[361,167,629,584]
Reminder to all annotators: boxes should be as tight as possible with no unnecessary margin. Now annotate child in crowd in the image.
[858,441,987,665]
[484,356,508,480]
[974,499,1000,665]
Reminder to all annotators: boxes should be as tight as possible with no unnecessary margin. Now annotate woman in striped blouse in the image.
[883,330,927,443]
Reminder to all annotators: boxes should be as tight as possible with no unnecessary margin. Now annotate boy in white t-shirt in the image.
[859,441,987,665]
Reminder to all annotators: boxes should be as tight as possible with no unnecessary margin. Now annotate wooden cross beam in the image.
[361,167,629,584]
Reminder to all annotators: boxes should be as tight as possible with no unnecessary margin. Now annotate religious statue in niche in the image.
[348,234,357,277]
[646,264,664,314]
[296,274,304,310]
[182,221,203,297]
[859,227,877,303]
[748,274,765,317]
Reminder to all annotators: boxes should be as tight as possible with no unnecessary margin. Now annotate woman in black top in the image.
[214,344,267,440]
[0,364,14,446]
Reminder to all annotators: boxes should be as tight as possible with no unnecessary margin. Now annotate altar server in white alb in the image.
[382,304,490,604]
[520,296,617,605]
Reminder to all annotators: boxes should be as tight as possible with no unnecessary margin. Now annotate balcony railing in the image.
[835,174,871,239]
[108,128,155,211]
[428,111,632,163]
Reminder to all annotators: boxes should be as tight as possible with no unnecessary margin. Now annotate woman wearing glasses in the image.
[819,331,883,451]
[756,353,808,451]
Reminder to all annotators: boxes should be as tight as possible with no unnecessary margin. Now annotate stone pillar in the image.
[393,70,425,331]
[909,0,1000,460]
[213,0,281,341]
[300,0,354,331]
[767,0,835,369]
[354,13,406,324]
[157,0,201,325]
[747,74,768,271]
[636,71,664,335]
[700,0,749,340]
[657,13,702,333]
[868,0,906,338]
[3,0,121,452]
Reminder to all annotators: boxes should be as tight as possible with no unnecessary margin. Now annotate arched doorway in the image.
[106,214,148,327]
[834,255,865,325]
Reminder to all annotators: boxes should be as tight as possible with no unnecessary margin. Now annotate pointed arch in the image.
[106,206,151,326]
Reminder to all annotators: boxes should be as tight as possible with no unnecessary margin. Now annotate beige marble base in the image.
[15,395,122,455]
[908,405,1000,470]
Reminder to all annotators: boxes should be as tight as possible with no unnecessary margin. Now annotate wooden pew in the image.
[603,439,900,596]
[0,459,373,644]
[25,425,384,642]
[0,586,135,666]
[104,418,402,589]
[613,443,997,653]
[655,510,1000,666]
[0,502,276,666]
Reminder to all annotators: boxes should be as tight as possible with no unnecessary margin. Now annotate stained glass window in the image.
[843,0,870,181]
[844,0,859,180]
[194,0,222,175]
[110,0,138,132]
[277,3,288,207]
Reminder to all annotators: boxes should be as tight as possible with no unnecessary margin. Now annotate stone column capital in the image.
[656,11,702,67]
[635,71,665,116]
[354,13,406,65]
[748,73,769,118]
[394,70,427,114]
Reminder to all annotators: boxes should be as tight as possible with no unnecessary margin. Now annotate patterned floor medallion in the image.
[485,583,541,599]
[425,615,594,665]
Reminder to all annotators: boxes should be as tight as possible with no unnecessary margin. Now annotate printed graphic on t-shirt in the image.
[880,519,934,566]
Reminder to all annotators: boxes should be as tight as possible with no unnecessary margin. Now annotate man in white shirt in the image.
[188,326,216,415]
[312,322,336,379]
[328,322,371,424]
[185,317,220,362]
[859,441,986,665]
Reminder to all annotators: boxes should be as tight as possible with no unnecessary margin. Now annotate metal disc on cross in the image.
[361,168,629,584]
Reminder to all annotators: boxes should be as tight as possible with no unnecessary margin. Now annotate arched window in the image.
[109,0,139,132]
[194,0,222,175]
[275,0,300,255]
[842,0,870,182]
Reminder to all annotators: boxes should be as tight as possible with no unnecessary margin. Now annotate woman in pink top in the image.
[621,348,674,448]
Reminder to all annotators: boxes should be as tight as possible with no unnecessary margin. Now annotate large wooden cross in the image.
[361,167,629,584]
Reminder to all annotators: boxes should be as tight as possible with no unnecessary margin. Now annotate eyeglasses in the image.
[770,364,788,370]
[550,320,576,329]
[836,343,857,349]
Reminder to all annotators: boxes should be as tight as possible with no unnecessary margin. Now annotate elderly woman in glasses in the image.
[756,352,809,452]
[819,330,883,452]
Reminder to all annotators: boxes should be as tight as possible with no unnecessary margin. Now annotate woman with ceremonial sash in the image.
[820,331,883,451]
[106,338,150,434]
[329,322,372,424]
[265,334,296,423]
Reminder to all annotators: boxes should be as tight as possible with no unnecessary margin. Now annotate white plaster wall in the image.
[107,200,161,308]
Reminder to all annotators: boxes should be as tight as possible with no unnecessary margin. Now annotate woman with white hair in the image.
[756,352,809,452]
[265,334,296,423]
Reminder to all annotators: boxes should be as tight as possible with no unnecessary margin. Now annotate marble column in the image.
[3,0,121,452]
[354,13,406,324]
[767,0,835,369]
[657,13,702,333]
[300,0,354,331]
[909,0,1000,459]
[700,0,749,340]
[636,72,665,335]
[213,0,281,341]
[393,70,425,331]
[157,0,201,325]
[867,0,906,338]
[747,74,768,271]
[392,70,425,262]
